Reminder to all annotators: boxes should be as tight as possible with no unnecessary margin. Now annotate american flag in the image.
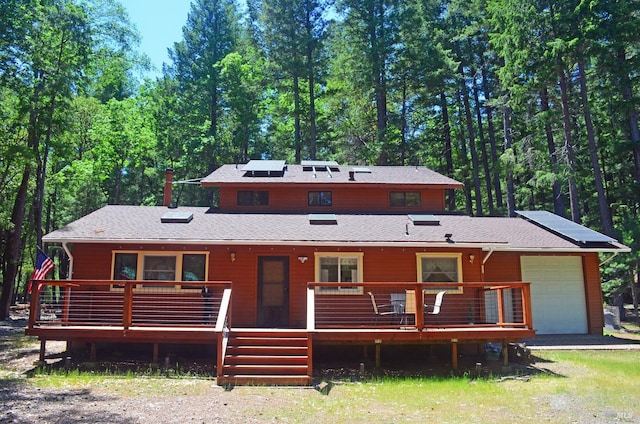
[28,248,55,294]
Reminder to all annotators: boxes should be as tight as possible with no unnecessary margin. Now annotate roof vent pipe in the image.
[163,168,174,207]
[349,171,355,181]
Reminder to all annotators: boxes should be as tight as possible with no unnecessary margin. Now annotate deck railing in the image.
[307,282,533,330]
[28,280,232,329]
[215,286,232,380]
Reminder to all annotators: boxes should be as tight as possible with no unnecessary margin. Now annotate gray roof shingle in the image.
[200,164,464,187]
[42,205,627,252]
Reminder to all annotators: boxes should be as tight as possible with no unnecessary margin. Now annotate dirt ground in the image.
[2,309,639,424]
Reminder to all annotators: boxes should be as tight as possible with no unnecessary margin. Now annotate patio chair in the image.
[368,291,397,324]
[425,290,446,324]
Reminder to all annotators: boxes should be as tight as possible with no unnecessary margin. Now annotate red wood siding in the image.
[218,185,446,212]
[483,252,521,282]
[67,243,599,332]
[583,253,604,335]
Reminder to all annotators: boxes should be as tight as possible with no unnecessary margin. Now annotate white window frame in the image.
[111,250,209,292]
[314,252,364,295]
[416,253,463,294]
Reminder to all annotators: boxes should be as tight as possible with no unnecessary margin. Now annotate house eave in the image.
[41,236,630,252]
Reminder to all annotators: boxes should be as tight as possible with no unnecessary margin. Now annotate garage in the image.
[520,256,588,334]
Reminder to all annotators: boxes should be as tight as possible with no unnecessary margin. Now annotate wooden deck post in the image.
[497,288,505,327]
[39,340,46,365]
[90,343,97,361]
[414,285,424,329]
[502,340,509,366]
[62,287,71,324]
[451,340,458,370]
[123,283,133,329]
[375,340,381,368]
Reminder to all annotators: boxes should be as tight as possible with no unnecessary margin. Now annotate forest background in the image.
[1,0,639,319]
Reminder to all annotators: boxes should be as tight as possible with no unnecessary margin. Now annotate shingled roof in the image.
[200,163,464,188]
[42,205,627,252]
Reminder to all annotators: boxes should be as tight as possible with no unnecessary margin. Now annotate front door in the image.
[257,256,289,327]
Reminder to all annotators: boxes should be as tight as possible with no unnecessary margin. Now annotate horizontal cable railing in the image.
[29,280,232,329]
[307,282,532,330]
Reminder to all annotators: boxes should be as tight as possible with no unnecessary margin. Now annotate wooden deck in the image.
[26,280,535,385]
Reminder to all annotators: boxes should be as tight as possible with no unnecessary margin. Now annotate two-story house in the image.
[29,160,629,385]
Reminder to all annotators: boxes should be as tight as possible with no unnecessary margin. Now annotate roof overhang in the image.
[41,236,630,253]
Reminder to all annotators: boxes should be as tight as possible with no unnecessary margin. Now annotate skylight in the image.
[161,212,194,223]
[408,214,440,226]
[309,213,338,225]
[301,160,340,172]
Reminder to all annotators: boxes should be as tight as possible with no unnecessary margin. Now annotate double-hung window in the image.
[315,253,363,294]
[416,253,463,294]
[111,251,208,291]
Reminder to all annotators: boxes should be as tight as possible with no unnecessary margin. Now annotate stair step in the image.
[224,355,308,365]
[231,330,307,337]
[219,330,311,386]
[222,364,308,375]
[217,375,312,386]
[227,346,307,355]
[230,337,308,346]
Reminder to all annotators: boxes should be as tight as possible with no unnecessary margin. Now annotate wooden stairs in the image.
[217,330,312,386]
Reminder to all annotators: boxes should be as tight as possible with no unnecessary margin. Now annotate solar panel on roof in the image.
[352,167,372,173]
[242,160,286,177]
[516,210,616,244]
[309,213,337,225]
[161,212,193,223]
[242,160,286,172]
[408,214,440,225]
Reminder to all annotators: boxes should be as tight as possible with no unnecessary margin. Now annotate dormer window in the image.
[238,190,269,206]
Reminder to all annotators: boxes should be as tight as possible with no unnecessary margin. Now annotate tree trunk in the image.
[456,87,473,216]
[503,96,516,218]
[0,168,30,320]
[540,86,566,217]
[440,92,456,211]
[293,73,302,163]
[617,47,640,184]
[557,66,581,223]
[306,8,317,161]
[473,74,494,215]
[481,65,503,209]
[457,43,482,216]
[577,59,614,236]
[372,0,388,165]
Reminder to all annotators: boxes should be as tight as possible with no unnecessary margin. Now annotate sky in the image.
[123,0,193,78]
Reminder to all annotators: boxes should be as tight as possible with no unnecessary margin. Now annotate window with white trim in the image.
[315,252,364,294]
[111,251,208,291]
[417,253,463,294]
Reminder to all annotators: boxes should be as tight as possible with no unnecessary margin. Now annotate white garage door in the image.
[521,256,588,334]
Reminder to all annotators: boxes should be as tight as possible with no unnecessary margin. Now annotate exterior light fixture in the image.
[230,252,236,262]
[298,256,308,263]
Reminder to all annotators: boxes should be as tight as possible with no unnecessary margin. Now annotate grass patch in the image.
[30,367,214,396]
[5,330,640,423]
